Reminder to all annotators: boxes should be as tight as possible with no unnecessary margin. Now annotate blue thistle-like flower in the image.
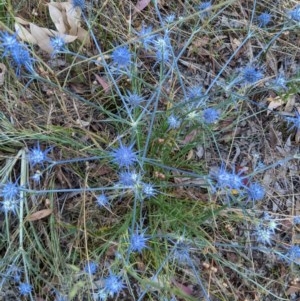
[286,109,300,132]
[254,224,273,245]
[0,198,19,214]
[111,142,137,168]
[119,170,140,187]
[27,143,52,167]
[187,85,203,100]
[285,245,300,264]
[153,36,171,63]
[31,171,42,184]
[83,261,98,275]
[0,31,19,57]
[19,282,33,296]
[104,272,125,297]
[198,1,212,19]
[50,36,66,55]
[111,46,131,69]
[241,66,263,84]
[288,5,300,22]
[247,182,265,202]
[172,239,192,265]
[257,12,272,27]
[71,0,85,10]
[95,289,108,301]
[164,14,176,24]
[129,227,149,253]
[142,183,157,198]
[137,25,156,51]
[0,181,19,200]
[10,44,35,76]
[167,114,181,129]
[271,73,288,91]
[293,216,300,225]
[124,91,144,108]
[96,194,110,207]
[211,165,245,192]
[202,108,220,124]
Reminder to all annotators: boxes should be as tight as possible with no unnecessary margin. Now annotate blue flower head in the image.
[164,14,176,24]
[153,36,170,63]
[286,245,300,264]
[293,216,300,225]
[241,66,263,84]
[202,108,220,124]
[0,31,19,57]
[0,181,19,200]
[27,143,52,167]
[129,227,149,253]
[254,224,273,245]
[167,114,181,129]
[257,12,272,27]
[0,198,19,214]
[271,73,288,91]
[187,85,203,100]
[104,272,125,297]
[137,25,156,51]
[96,193,110,207]
[83,261,98,275]
[119,170,140,187]
[198,1,212,19]
[50,36,66,55]
[288,5,300,22]
[19,282,33,296]
[111,46,131,69]
[111,142,137,168]
[286,109,300,132]
[172,239,192,265]
[124,91,144,108]
[10,44,35,76]
[142,183,157,198]
[71,0,85,10]
[247,182,265,202]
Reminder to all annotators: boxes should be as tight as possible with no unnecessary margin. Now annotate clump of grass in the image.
[0,0,299,300]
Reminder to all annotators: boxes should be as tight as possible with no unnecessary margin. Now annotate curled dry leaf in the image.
[48,3,66,34]
[30,23,52,53]
[133,0,151,14]
[15,23,37,44]
[61,2,81,36]
[26,209,53,221]
[0,63,7,85]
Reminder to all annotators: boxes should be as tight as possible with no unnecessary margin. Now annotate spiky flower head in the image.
[198,1,212,19]
[0,198,19,214]
[83,261,98,275]
[96,193,110,207]
[154,36,170,63]
[129,228,149,253]
[111,142,137,168]
[202,108,220,124]
[124,91,144,108]
[71,0,85,10]
[0,31,19,57]
[50,36,66,55]
[111,46,131,69]
[285,245,300,264]
[104,272,125,297]
[142,183,157,198]
[10,44,35,76]
[137,25,156,51]
[254,224,273,245]
[27,143,51,166]
[119,170,140,187]
[247,182,265,202]
[257,12,272,27]
[286,109,300,132]
[19,282,33,296]
[167,114,181,129]
[288,5,300,22]
[241,66,263,84]
[293,216,300,225]
[172,239,192,265]
[0,181,19,200]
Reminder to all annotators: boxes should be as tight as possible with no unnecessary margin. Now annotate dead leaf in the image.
[284,95,295,112]
[77,27,90,46]
[266,96,283,116]
[286,283,300,295]
[63,2,80,35]
[26,209,53,221]
[48,3,66,34]
[30,23,52,53]
[15,23,37,44]
[94,74,110,93]
[0,63,7,85]
[133,0,151,14]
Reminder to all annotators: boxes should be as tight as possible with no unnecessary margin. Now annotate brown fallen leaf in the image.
[266,96,283,116]
[26,209,53,221]
[133,0,151,14]
[94,74,110,93]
